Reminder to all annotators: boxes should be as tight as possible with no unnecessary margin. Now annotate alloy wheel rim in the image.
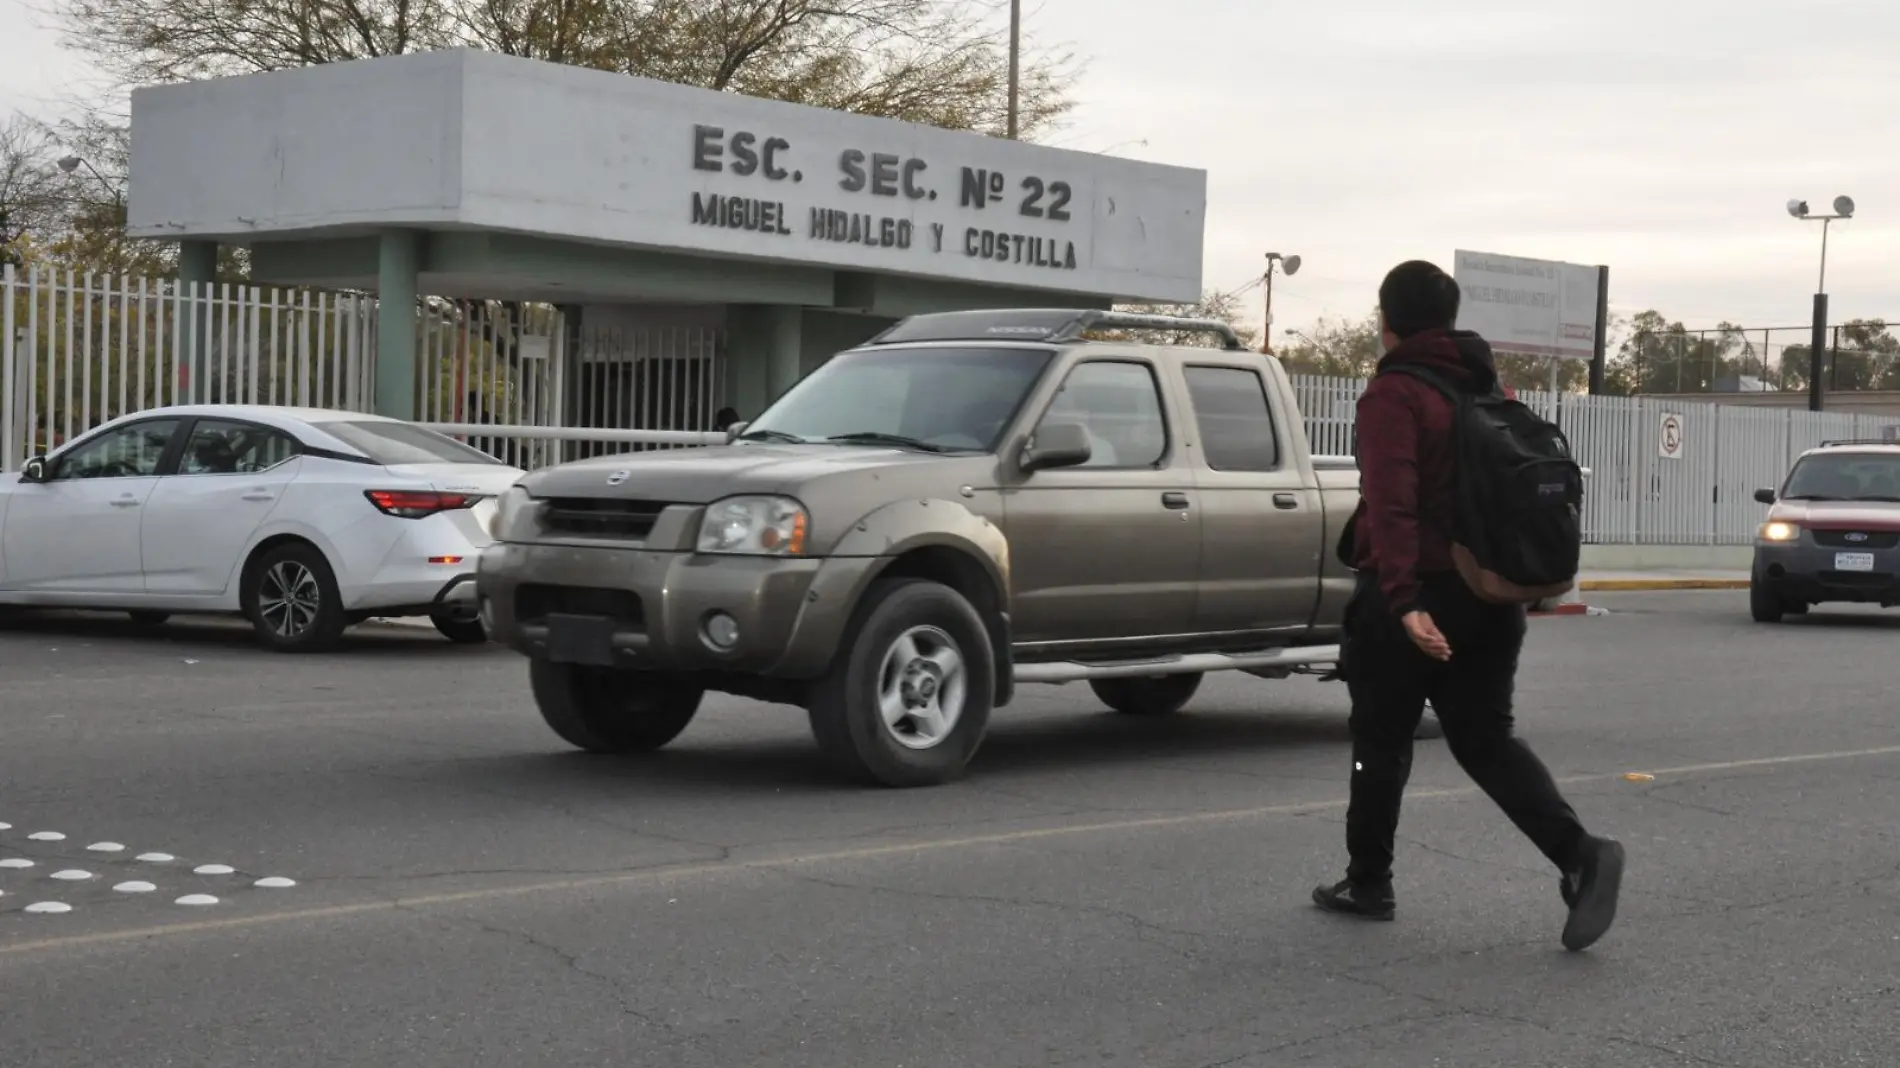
[258,561,321,638]
[876,625,967,750]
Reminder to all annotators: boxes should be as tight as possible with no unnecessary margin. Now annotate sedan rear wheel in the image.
[243,544,348,652]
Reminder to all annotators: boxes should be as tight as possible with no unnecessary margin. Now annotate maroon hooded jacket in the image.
[1348,329,1504,617]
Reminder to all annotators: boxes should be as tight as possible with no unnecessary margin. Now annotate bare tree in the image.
[58,0,1075,138]
[0,114,68,257]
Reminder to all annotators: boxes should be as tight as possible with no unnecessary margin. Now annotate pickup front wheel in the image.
[530,661,705,753]
[808,578,996,788]
[1090,673,1203,716]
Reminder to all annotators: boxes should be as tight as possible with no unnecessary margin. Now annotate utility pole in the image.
[1260,253,1301,355]
[1006,0,1021,140]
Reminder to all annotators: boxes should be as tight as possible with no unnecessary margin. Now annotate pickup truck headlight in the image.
[489,485,531,540]
[697,495,809,556]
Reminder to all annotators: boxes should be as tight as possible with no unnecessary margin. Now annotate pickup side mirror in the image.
[18,455,48,483]
[1753,488,1776,505]
[724,420,749,444]
[1020,421,1092,473]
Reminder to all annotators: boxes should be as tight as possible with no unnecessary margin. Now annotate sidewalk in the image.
[1578,570,1750,592]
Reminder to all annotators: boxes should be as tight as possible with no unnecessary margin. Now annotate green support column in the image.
[375,230,423,420]
[725,304,804,420]
[176,241,216,405]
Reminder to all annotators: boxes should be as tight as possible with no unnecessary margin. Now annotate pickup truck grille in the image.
[540,498,673,540]
[514,584,645,628]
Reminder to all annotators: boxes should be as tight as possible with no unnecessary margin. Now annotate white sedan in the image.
[0,405,525,651]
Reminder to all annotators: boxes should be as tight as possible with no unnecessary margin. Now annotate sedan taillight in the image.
[365,489,479,519]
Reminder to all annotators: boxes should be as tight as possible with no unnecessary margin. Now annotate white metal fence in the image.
[1291,374,1900,546]
[3,265,726,472]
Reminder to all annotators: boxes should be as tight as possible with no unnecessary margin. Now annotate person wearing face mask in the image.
[1311,260,1624,953]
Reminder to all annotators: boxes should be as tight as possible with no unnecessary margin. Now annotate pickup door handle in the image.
[1272,493,1299,510]
[1161,491,1191,510]
[109,496,141,508]
[241,490,276,502]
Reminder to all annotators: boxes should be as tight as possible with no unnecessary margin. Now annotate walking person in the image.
[1312,260,1625,952]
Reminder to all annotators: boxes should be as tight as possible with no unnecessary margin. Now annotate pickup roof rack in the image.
[867,308,1247,351]
[1818,438,1900,448]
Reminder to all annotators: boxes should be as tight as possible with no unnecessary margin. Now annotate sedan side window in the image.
[51,420,181,480]
[1036,361,1168,468]
[180,420,301,475]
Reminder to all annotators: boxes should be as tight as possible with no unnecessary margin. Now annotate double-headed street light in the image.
[1788,194,1854,411]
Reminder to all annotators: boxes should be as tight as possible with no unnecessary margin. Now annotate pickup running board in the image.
[1012,644,1341,685]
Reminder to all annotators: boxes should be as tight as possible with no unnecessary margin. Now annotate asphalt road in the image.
[2,593,1897,1068]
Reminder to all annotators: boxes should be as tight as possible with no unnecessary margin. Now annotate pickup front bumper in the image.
[476,542,881,677]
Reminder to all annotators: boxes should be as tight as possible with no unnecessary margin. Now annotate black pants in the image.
[1340,570,1586,885]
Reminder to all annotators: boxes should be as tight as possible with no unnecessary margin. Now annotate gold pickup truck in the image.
[476,309,1360,787]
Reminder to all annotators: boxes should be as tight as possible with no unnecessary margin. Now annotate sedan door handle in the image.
[1161,491,1191,510]
[109,496,141,508]
[1272,493,1299,510]
[241,491,276,502]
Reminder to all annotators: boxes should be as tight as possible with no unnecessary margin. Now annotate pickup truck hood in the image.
[519,443,988,504]
[1767,500,1900,530]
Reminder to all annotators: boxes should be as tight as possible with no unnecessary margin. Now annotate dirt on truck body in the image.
[476,308,1360,786]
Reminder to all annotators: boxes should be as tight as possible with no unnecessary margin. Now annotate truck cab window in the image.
[1038,361,1167,468]
[1183,365,1280,471]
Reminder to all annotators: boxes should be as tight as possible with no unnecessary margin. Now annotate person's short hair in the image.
[1378,260,1461,339]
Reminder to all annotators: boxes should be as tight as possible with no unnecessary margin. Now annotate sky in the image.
[4,0,1897,350]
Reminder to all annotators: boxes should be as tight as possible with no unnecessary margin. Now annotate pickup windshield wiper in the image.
[1782,494,1839,501]
[735,427,805,443]
[825,431,957,453]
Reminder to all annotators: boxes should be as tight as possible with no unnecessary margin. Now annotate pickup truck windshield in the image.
[1783,453,1900,501]
[741,346,1054,451]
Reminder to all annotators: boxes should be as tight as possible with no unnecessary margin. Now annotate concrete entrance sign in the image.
[124,50,1209,422]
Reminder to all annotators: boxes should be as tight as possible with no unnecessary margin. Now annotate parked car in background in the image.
[0,405,524,651]
[1750,440,1900,622]
[477,308,1359,787]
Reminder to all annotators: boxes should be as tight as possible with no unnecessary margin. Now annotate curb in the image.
[1578,578,1751,592]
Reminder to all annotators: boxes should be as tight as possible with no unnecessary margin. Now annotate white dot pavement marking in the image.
[24,902,72,914]
[193,865,236,876]
[113,882,158,894]
[174,895,219,907]
[0,822,11,831]
[136,853,175,863]
[86,842,126,853]
[27,832,64,842]
[49,871,93,882]
[254,877,297,889]
[0,859,34,869]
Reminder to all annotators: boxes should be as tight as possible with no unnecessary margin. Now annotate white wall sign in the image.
[128,50,1208,302]
[1452,250,1603,360]
[1658,412,1685,460]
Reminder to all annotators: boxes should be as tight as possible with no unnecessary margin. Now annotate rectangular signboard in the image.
[1452,250,1603,360]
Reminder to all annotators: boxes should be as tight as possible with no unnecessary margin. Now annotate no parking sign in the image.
[1658,412,1685,461]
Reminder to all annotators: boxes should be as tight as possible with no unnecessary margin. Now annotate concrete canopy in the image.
[126,49,1209,312]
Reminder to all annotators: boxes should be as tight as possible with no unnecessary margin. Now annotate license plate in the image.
[545,613,618,666]
[1834,552,1876,573]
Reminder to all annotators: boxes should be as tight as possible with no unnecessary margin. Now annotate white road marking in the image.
[113,882,158,894]
[174,895,219,907]
[255,878,297,889]
[86,843,126,853]
[26,832,64,842]
[4,741,1898,960]
[193,865,236,876]
[135,854,175,863]
[0,859,34,869]
[23,902,71,914]
[49,871,93,882]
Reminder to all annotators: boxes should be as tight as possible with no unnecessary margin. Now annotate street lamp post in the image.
[1787,195,1855,412]
[1260,252,1301,355]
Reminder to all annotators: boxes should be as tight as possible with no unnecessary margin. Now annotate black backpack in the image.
[1369,364,1584,604]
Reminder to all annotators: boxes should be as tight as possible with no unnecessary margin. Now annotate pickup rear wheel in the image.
[1090,673,1203,716]
[808,578,995,788]
[530,661,704,753]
